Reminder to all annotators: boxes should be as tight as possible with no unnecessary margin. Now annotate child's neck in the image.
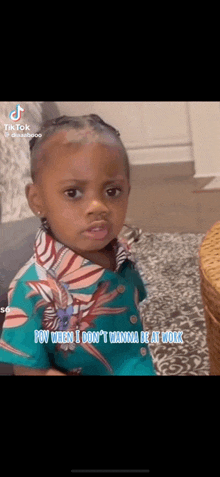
[80,240,117,271]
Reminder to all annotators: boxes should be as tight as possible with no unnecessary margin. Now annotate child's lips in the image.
[82,222,110,240]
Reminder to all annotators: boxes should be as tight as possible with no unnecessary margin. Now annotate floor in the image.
[127,162,220,234]
[126,161,213,375]
[133,231,209,375]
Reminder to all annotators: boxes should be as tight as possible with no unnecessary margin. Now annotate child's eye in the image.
[106,187,122,197]
[64,189,83,199]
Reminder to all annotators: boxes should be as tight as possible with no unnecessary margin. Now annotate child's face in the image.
[27,132,130,257]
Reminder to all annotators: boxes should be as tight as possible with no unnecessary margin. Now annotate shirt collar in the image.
[34,226,135,274]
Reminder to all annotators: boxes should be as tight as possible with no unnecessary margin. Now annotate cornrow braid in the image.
[29,114,120,152]
[29,113,130,183]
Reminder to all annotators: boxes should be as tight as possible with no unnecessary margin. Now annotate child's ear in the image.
[25,183,44,216]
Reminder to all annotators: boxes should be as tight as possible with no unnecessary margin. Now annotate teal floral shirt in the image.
[0,227,156,375]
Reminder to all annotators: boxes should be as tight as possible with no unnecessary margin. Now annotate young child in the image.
[0,114,156,375]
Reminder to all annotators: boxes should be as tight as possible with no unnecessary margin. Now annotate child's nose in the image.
[86,199,109,216]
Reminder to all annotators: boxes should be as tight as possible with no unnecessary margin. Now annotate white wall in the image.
[188,102,220,177]
[55,101,192,165]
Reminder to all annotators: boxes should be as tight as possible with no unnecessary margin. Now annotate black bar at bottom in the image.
[71,471,150,474]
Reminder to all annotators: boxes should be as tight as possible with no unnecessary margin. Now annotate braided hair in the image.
[29,114,130,183]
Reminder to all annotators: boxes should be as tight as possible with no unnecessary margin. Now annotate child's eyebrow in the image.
[58,176,125,186]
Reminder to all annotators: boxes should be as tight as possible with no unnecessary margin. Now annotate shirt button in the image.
[140,347,147,357]
[130,315,138,324]
[117,285,126,294]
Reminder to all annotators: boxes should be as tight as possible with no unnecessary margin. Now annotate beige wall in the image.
[188,102,220,177]
[55,102,192,166]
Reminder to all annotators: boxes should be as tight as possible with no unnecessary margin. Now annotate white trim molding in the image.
[127,144,192,165]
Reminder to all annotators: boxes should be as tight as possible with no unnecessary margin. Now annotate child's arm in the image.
[13,365,66,376]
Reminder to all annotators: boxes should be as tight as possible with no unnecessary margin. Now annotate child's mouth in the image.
[82,226,109,241]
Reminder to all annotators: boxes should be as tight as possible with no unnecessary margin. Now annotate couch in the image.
[0,215,39,374]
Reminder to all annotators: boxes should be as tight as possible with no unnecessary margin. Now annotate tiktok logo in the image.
[9,104,25,122]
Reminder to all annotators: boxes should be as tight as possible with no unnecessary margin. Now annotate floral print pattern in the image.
[5,227,133,372]
[0,225,148,374]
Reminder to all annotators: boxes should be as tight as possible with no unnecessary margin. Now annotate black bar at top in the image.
[71,471,150,473]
